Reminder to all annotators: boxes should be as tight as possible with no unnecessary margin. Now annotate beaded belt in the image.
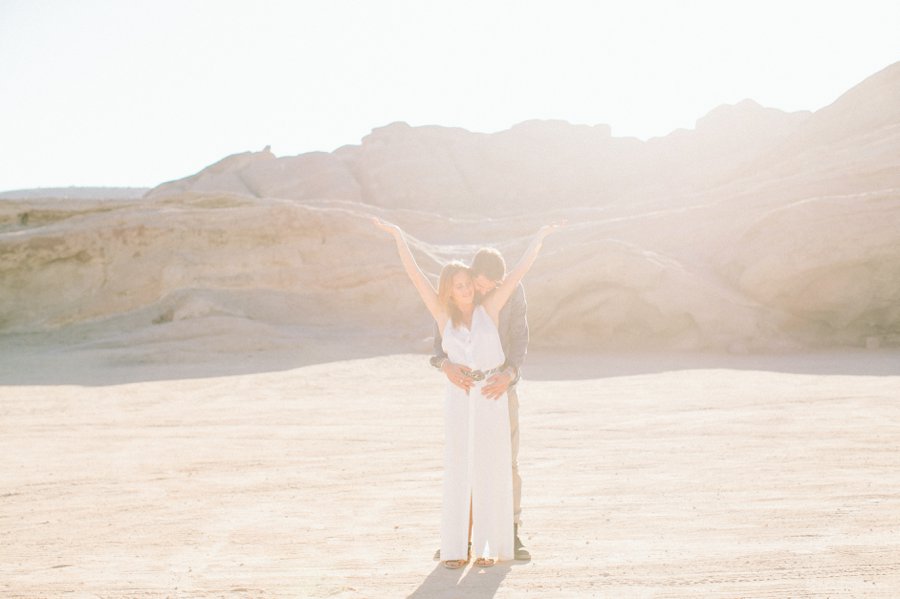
[464,366,503,382]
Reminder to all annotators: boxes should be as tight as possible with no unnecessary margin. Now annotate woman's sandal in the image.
[443,544,474,569]
[474,557,495,568]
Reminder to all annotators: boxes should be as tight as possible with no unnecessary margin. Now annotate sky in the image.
[1,0,899,192]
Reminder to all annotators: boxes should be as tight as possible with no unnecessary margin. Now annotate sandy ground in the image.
[2,347,900,598]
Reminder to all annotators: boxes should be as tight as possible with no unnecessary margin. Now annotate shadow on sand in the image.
[2,325,898,386]
[522,349,900,379]
[408,562,516,599]
[0,327,418,386]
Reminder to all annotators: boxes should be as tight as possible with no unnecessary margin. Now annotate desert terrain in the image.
[2,62,900,597]
[2,344,899,597]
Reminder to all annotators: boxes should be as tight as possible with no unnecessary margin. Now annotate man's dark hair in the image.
[471,248,506,281]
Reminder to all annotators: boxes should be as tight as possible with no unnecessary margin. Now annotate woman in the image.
[373,217,561,568]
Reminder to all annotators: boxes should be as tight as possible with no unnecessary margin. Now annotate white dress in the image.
[440,305,514,562]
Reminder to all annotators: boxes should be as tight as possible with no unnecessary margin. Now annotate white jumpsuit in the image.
[439,305,514,562]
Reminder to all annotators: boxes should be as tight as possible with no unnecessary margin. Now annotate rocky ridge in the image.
[2,62,899,353]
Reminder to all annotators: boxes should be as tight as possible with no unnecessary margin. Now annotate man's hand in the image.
[442,360,474,393]
[482,372,512,400]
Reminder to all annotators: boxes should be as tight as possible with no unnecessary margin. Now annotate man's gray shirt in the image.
[431,283,529,376]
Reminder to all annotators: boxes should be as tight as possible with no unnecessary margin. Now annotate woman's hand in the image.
[441,360,475,393]
[537,220,567,240]
[372,217,402,237]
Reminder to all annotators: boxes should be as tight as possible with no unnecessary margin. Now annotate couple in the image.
[374,218,561,568]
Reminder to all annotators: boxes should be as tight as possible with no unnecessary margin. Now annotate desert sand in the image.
[2,343,899,598]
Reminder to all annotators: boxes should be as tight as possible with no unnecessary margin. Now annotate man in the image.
[430,247,531,561]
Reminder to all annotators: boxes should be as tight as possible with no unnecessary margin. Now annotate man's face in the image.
[473,274,499,297]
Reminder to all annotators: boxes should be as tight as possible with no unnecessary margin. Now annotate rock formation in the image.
[2,62,899,353]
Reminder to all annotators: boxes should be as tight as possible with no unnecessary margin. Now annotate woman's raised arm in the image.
[483,222,565,317]
[373,217,445,325]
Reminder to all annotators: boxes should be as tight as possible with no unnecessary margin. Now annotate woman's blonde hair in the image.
[437,261,472,328]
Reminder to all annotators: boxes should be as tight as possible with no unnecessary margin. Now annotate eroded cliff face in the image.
[3,63,899,351]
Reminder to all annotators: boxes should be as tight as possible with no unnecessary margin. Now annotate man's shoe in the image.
[514,524,531,561]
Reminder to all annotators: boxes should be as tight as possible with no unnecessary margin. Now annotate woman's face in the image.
[450,270,475,307]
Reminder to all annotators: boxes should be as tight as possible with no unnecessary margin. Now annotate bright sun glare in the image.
[0,0,898,190]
